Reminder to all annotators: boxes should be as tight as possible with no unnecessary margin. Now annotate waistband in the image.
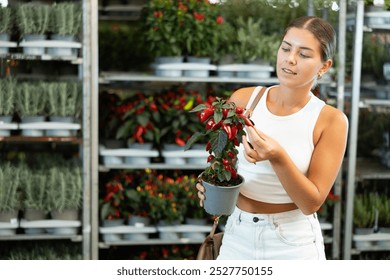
[231,206,310,224]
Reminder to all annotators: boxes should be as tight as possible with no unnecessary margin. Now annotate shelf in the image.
[99,238,204,248]
[99,163,206,171]
[0,136,82,144]
[0,234,82,242]
[355,158,390,181]
[0,53,82,64]
[98,4,144,21]
[100,72,279,85]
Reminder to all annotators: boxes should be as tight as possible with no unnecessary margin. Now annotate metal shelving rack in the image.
[343,2,390,259]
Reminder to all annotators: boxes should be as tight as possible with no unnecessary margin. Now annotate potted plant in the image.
[0,163,21,224]
[182,0,227,62]
[115,92,160,164]
[156,87,206,164]
[218,16,278,78]
[140,0,185,60]
[16,3,51,55]
[15,81,47,136]
[20,167,48,223]
[317,190,340,223]
[46,164,83,221]
[47,81,82,118]
[0,77,17,136]
[48,2,82,56]
[184,97,252,215]
[0,5,14,54]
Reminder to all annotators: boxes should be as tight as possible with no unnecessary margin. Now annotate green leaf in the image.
[212,130,227,157]
[189,104,207,113]
[184,132,205,151]
[214,110,223,124]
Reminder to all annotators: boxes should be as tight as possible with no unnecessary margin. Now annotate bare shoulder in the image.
[318,104,349,135]
[229,86,259,109]
[321,104,349,126]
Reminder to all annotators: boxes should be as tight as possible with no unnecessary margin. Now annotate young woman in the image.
[196,16,348,260]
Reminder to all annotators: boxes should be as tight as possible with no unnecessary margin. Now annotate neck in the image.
[267,85,312,116]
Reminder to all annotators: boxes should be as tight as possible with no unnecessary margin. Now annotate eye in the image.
[300,52,310,58]
[281,47,290,52]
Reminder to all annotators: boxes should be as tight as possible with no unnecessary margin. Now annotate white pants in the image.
[217,206,326,260]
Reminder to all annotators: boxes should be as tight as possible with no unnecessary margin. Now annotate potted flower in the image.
[184,97,252,215]
[156,87,206,164]
[317,190,340,223]
[183,0,227,62]
[140,0,185,60]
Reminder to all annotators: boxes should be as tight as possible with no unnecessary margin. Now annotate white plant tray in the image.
[162,149,208,158]
[19,219,81,229]
[99,146,159,157]
[217,64,274,72]
[19,122,81,130]
[157,224,212,233]
[0,41,17,48]
[353,233,390,242]
[19,40,82,49]
[99,225,157,234]
[154,63,217,71]
[319,222,332,231]
[0,221,19,229]
[0,123,18,130]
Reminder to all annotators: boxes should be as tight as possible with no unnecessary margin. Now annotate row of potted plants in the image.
[0,156,83,224]
[100,86,224,150]
[0,78,82,120]
[0,2,81,39]
[99,169,207,225]
[354,191,390,231]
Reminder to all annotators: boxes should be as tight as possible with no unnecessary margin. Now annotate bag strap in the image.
[209,216,220,238]
[244,86,267,118]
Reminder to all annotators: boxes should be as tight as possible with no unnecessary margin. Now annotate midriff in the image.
[237,193,298,214]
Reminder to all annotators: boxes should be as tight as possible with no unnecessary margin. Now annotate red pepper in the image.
[239,114,254,127]
[235,107,245,114]
[222,108,229,119]
[227,151,235,159]
[222,158,229,165]
[206,141,212,151]
[222,123,234,140]
[207,155,214,162]
[205,119,215,130]
[175,137,186,146]
[230,125,237,140]
[230,168,237,179]
[199,106,214,122]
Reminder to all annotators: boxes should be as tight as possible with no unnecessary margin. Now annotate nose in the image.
[286,52,297,65]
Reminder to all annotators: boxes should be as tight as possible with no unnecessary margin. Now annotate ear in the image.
[320,59,333,74]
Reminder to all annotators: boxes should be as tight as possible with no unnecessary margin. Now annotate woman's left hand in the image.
[242,126,281,164]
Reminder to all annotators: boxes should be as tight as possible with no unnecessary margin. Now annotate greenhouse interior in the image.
[0,0,389,260]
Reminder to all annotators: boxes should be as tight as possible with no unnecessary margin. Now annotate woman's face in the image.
[276,27,331,89]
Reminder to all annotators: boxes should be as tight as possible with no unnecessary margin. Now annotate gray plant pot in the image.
[202,175,244,216]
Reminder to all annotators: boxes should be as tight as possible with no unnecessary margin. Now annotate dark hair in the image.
[283,16,336,62]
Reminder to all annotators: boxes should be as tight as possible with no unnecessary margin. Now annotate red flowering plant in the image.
[115,92,161,146]
[183,0,230,60]
[156,86,211,148]
[184,97,253,186]
[99,174,128,221]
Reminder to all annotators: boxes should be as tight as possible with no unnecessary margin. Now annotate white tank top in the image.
[238,86,326,203]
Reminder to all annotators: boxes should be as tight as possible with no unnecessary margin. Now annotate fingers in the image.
[196,182,205,207]
[246,126,266,142]
[242,135,258,163]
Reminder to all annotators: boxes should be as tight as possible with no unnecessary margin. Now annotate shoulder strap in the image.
[244,86,267,118]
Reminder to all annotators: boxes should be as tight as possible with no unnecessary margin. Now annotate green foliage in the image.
[228,17,280,64]
[0,6,13,34]
[0,77,17,116]
[46,163,83,212]
[49,2,82,36]
[15,82,47,117]
[354,192,377,228]
[0,162,21,212]
[20,167,47,211]
[46,82,82,118]
[16,3,50,35]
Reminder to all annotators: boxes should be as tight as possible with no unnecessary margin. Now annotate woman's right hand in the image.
[196,182,206,207]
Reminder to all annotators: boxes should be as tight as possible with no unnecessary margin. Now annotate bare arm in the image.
[243,105,348,214]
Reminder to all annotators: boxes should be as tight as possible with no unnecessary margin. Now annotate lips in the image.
[282,68,297,75]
